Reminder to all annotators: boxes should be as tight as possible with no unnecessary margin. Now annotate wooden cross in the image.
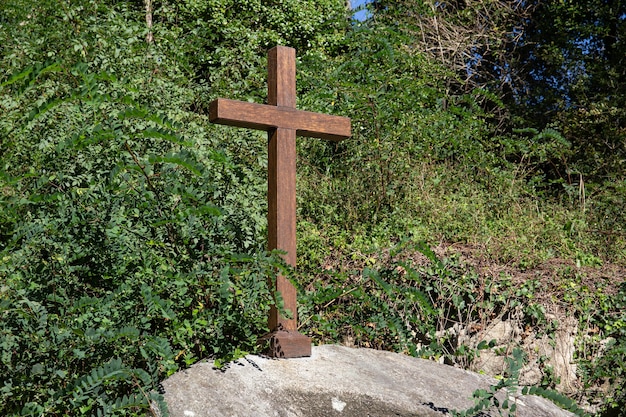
[209,46,351,358]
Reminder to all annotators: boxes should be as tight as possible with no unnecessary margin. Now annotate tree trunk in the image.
[145,0,153,44]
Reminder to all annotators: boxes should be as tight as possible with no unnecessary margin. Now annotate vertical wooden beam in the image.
[268,46,296,108]
[267,126,297,332]
[267,46,301,338]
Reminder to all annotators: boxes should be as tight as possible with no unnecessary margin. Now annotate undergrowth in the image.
[297,240,626,416]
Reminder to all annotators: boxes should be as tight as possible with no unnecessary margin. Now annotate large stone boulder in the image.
[162,344,576,417]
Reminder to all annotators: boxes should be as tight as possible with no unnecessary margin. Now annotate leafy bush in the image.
[0,5,282,412]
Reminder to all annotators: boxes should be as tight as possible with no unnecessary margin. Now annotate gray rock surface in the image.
[162,344,576,417]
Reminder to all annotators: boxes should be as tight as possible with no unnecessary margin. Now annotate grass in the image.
[299,158,625,271]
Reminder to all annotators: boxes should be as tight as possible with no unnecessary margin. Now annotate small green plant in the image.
[453,348,589,417]
[452,348,525,417]
[521,386,590,417]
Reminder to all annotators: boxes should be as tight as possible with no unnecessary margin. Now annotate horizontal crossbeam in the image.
[209,98,351,142]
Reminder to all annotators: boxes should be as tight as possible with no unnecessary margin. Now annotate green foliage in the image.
[1,0,625,415]
[353,0,626,259]
[300,241,511,362]
[577,282,626,415]
[452,348,525,417]
[522,386,590,417]
[452,348,590,417]
[298,23,498,227]
[151,0,350,103]
[295,14,624,266]
[0,1,288,413]
[505,1,626,187]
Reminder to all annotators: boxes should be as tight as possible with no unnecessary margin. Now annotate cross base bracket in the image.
[267,330,311,358]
